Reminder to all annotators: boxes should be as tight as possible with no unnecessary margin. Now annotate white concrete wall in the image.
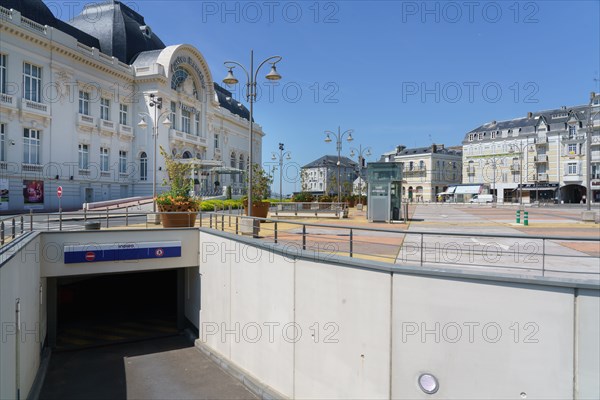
[0,235,45,400]
[198,231,600,399]
[184,266,200,329]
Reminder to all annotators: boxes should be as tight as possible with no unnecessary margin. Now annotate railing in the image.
[99,119,115,132]
[1,209,598,279]
[0,93,15,107]
[269,202,347,218]
[534,154,548,163]
[200,211,600,280]
[21,163,42,172]
[21,17,47,34]
[22,99,49,115]
[78,113,95,126]
[537,173,549,181]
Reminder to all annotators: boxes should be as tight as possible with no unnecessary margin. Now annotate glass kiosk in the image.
[367,162,403,222]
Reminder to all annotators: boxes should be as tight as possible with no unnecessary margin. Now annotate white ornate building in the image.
[0,0,262,211]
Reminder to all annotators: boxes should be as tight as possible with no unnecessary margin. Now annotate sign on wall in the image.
[23,180,44,208]
[64,241,182,264]
[0,178,8,211]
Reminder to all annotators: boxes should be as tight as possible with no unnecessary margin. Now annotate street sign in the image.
[57,186,63,198]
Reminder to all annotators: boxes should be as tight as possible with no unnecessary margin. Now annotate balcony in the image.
[562,134,585,143]
[592,133,600,146]
[467,166,475,175]
[537,173,548,181]
[21,163,43,173]
[77,113,96,129]
[21,99,49,116]
[563,173,583,183]
[99,119,116,134]
[534,154,548,163]
[534,136,548,145]
[118,124,134,140]
[0,93,16,108]
[510,164,520,172]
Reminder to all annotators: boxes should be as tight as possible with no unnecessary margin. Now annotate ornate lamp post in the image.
[509,141,535,210]
[137,94,172,214]
[349,145,371,205]
[271,142,291,202]
[585,91,599,210]
[324,127,354,202]
[223,51,283,216]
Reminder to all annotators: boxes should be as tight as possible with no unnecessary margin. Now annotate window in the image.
[140,152,147,181]
[119,104,128,125]
[78,144,89,169]
[230,152,236,168]
[238,154,244,183]
[23,128,40,164]
[568,143,577,155]
[181,109,191,133]
[491,131,497,139]
[568,125,577,137]
[195,113,200,136]
[214,133,219,149]
[0,54,6,94]
[567,162,577,175]
[170,102,177,130]
[100,98,110,120]
[100,147,109,172]
[119,151,127,174]
[23,62,42,102]
[468,133,474,141]
[79,91,90,115]
[0,123,5,162]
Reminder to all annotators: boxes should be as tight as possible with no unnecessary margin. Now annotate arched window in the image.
[419,160,425,170]
[140,152,147,181]
[171,67,200,100]
[182,151,192,159]
[230,152,236,168]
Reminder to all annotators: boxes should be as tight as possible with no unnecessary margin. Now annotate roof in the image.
[1,0,100,48]
[69,1,166,64]
[463,101,600,144]
[302,155,358,169]
[381,144,462,161]
[214,83,252,121]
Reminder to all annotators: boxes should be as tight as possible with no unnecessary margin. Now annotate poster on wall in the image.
[0,178,9,211]
[23,180,44,208]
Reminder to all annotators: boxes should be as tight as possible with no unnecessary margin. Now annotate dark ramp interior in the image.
[56,269,179,350]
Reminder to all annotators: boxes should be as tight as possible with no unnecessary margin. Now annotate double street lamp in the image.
[271,142,291,202]
[137,94,172,213]
[349,145,371,205]
[223,51,282,216]
[324,127,354,202]
[509,141,535,209]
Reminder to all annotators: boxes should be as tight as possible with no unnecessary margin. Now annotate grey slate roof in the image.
[1,0,100,49]
[462,103,598,144]
[214,84,251,122]
[303,155,357,169]
[69,1,166,65]
[381,145,462,160]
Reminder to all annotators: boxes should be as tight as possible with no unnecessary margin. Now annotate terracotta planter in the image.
[243,201,270,218]
[158,204,198,228]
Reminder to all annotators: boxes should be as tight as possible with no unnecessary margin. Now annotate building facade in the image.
[462,97,600,204]
[301,155,357,196]
[0,0,261,212]
[381,144,462,202]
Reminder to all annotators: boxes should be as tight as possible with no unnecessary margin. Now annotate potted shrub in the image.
[242,164,273,218]
[155,146,200,227]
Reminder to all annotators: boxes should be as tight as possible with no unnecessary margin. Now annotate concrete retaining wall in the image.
[198,230,600,399]
[0,234,46,400]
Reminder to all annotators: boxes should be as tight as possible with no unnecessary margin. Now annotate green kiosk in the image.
[367,162,403,222]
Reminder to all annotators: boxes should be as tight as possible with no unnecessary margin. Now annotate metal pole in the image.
[279,151,283,202]
[337,127,341,203]
[153,104,158,213]
[586,92,595,211]
[248,50,254,217]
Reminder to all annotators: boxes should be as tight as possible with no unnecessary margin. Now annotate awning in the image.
[438,187,457,196]
[210,166,244,175]
[454,185,482,194]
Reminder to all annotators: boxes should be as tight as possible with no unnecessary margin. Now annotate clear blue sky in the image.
[57,1,600,194]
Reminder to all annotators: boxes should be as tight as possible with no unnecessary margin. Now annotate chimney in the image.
[396,145,406,154]
[491,120,497,125]
[437,144,444,150]
[431,144,437,153]
[561,106,567,110]
[527,112,533,118]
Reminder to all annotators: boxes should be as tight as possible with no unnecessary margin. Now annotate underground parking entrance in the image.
[48,268,189,351]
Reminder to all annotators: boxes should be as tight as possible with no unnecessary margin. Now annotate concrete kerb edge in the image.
[194,340,288,400]
[26,347,51,400]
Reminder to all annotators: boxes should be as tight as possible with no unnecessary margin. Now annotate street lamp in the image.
[349,145,371,205]
[509,141,535,209]
[324,127,354,202]
[271,142,291,202]
[585,91,598,211]
[137,93,172,214]
[484,155,502,207]
[223,51,283,216]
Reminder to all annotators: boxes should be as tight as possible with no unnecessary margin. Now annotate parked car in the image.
[469,194,495,203]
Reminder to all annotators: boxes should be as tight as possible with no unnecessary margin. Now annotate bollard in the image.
[516,210,521,224]
[524,211,529,226]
